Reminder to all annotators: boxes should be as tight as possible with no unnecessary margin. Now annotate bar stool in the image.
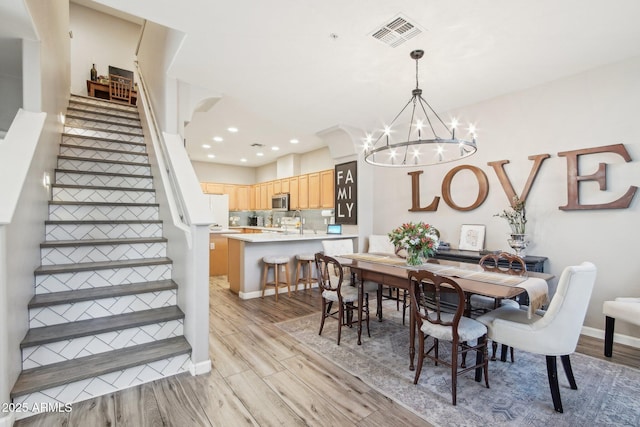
[294,253,317,291]
[261,255,291,301]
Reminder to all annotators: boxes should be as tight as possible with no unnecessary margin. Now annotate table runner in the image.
[341,253,548,317]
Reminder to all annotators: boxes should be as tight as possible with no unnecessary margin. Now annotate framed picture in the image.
[458,224,485,251]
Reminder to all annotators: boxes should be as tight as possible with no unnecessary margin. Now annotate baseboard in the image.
[581,326,640,349]
[0,412,15,427]
[189,359,212,376]
[239,284,318,300]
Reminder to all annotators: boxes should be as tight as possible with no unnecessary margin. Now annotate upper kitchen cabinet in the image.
[205,182,224,194]
[288,176,299,210]
[320,169,334,208]
[298,174,309,209]
[308,172,320,208]
[236,185,251,211]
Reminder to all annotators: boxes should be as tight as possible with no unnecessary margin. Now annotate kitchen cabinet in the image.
[289,177,299,210]
[298,174,309,209]
[280,179,290,194]
[209,234,229,276]
[206,182,224,194]
[224,184,238,210]
[320,169,334,208]
[249,186,256,210]
[259,183,268,209]
[236,185,250,210]
[308,172,320,208]
[273,180,282,195]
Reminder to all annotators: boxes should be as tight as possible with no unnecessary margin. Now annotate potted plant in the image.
[495,196,528,256]
[388,222,439,266]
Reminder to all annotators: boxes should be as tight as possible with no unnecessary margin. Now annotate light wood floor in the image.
[15,277,640,426]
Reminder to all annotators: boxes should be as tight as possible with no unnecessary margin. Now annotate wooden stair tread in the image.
[51,183,155,192]
[60,143,147,156]
[55,168,152,179]
[57,155,149,167]
[40,236,167,248]
[21,306,184,348]
[65,114,142,129]
[65,107,141,122]
[65,124,143,137]
[34,257,172,275]
[11,336,190,398]
[29,279,178,308]
[62,132,145,146]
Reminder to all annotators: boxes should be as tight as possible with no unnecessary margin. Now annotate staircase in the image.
[11,95,191,415]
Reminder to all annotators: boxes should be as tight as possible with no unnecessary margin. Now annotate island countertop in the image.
[223,232,357,243]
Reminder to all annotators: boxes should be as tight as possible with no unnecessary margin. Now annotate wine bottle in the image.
[90,64,97,81]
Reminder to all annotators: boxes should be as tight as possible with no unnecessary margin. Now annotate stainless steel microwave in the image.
[271,193,289,211]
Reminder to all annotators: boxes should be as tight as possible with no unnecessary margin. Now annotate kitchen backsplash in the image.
[230,209,334,231]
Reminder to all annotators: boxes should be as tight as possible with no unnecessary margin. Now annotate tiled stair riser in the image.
[48,204,159,221]
[69,96,138,113]
[66,110,141,127]
[57,158,150,175]
[52,187,156,204]
[28,290,178,328]
[13,354,190,420]
[65,117,143,135]
[62,135,146,153]
[40,242,167,265]
[22,319,184,368]
[35,264,173,294]
[64,126,144,144]
[55,172,153,189]
[68,102,140,121]
[45,223,163,241]
[59,145,148,163]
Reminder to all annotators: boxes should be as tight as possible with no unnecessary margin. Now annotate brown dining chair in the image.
[469,252,525,361]
[409,269,489,405]
[109,74,133,104]
[315,253,370,345]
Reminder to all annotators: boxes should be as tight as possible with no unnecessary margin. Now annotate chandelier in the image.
[363,49,477,167]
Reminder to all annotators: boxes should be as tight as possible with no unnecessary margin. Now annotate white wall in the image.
[0,38,22,133]
[1,0,70,420]
[369,56,640,336]
[192,160,256,184]
[69,3,140,96]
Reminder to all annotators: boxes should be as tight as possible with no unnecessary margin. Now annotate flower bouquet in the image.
[388,222,440,266]
[494,195,527,234]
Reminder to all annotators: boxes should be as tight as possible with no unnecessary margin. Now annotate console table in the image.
[434,249,548,306]
[434,249,547,272]
[86,80,137,105]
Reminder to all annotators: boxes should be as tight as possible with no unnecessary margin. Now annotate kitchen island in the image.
[224,232,358,299]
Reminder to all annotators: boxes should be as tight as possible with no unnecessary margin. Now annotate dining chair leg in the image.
[319,299,327,336]
[451,343,459,405]
[604,316,615,357]
[413,333,425,385]
[376,285,383,321]
[560,354,577,390]
[546,355,564,413]
[500,344,508,362]
[337,300,343,345]
[491,341,498,361]
[474,336,485,382]
[365,293,371,338]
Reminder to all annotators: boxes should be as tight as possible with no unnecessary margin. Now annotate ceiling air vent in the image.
[250,143,265,147]
[370,14,424,48]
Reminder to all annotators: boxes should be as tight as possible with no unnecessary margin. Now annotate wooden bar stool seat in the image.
[294,253,318,291]
[261,255,291,301]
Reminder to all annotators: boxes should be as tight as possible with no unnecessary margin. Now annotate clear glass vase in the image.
[406,247,426,266]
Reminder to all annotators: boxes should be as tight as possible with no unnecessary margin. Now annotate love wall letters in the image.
[409,143,637,211]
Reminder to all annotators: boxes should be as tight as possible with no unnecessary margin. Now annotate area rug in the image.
[275,302,640,427]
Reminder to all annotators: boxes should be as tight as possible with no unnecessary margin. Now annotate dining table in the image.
[335,253,555,378]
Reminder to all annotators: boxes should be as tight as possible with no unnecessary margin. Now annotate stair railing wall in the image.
[134,64,213,375]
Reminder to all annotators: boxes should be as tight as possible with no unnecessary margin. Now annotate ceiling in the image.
[76,0,640,167]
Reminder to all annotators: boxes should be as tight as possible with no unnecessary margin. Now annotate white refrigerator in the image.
[209,194,229,227]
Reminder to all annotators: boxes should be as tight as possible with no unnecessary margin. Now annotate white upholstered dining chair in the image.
[603,297,640,357]
[476,262,597,413]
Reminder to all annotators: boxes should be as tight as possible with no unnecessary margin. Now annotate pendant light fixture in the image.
[363,49,478,167]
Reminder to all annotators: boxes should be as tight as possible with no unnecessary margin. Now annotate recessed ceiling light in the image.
[207,154,215,158]
[256,152,264,157]
[227,127,238,133]
[290,139,299,144]
[240,158,247,162]
[202,144,211,148]
[271,146,280,151]
[212,136,223,142]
